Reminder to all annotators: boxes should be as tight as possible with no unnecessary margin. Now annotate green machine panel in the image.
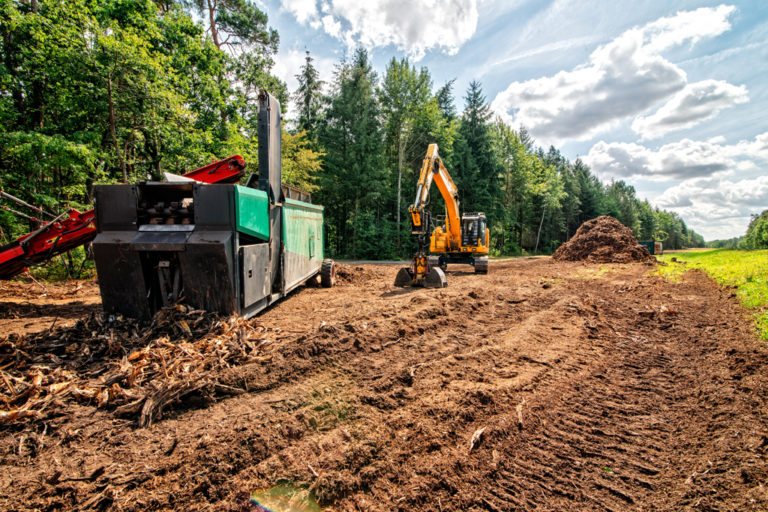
[234,186,269,240]
[283,198,324,291]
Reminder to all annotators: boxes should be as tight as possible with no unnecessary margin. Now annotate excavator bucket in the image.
[424,267,447,288]
[394,267,414,287]
[393,266,447,288]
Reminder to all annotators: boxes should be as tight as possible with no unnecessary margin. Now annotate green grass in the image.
[655,249,768,340]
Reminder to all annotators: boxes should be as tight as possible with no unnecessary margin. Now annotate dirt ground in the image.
[0,279,101,335]
[1,258,767,511]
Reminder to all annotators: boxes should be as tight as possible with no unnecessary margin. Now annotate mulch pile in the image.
[334,264,380,286]
[0,306,275,427]
[553,215,655,263]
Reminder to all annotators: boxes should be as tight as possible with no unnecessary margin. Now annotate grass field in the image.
[656,249,768,340]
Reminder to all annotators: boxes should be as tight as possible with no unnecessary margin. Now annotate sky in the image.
[261,0,768,241]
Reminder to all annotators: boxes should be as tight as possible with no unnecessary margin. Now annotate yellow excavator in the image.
[394,144,490,288]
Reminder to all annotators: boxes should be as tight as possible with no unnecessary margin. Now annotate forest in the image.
[0,0,706,262]
[708,210,768,250]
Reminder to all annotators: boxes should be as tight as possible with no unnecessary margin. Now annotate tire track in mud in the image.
[4,261,768,512]
[453,269,768,512]
[122,266,596,510]
[216,272,625,510]
[484,334,675,511]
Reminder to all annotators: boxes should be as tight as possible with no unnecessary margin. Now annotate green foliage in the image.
[317,48,390,259]
[28,245,96,281]
[0,0,284,250]
[454,82,500,210]
[294,50,324,141]
[1,2,709,274]
[707,236,745,249]
[744,210,768,250]
[657,249,768,340]
[281,129,322,193]
[378,57,442,248]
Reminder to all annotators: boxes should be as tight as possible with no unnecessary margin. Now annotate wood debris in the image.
[0,305,273,426]
[469,426,486,453]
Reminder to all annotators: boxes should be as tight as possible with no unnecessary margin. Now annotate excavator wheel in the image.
[428,255,448,272]
[474,256,489,274]
[424,267,447,288]
[394,267,414,287]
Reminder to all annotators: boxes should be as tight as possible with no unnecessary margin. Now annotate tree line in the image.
[708,210,768,250]
[1,0,704,261]
[300,49,704,257]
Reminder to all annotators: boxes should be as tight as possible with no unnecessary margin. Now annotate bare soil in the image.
[0,279,101,335]
[1,259,767,511]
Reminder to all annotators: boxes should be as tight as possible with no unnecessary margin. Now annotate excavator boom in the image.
[410,144,461,245]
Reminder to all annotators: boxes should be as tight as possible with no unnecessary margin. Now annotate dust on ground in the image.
[1,258,767,511]
[553,215,655,264]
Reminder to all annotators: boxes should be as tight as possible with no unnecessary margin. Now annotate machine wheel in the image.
[474,256,489,274]
[320,258,335,287]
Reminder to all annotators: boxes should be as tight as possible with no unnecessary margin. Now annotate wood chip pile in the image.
[0,306,274,426]
[553,215,656,263]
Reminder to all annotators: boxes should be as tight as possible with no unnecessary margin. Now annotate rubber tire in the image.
[474,256,489,274]
[320,258,335,287]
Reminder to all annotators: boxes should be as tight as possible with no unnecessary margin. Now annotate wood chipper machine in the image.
[92,91,334,319]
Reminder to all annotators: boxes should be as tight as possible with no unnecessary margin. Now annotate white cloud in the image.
[632,80,748,140]
[282,0,319,25]
[641,4,735,53]
[583,131,768,182]
[283,0,479,60]
[321,14,342,39]
[658,176,768,210]
[654,175,768,240]
[583,132,768,240]
[490,5,736,144]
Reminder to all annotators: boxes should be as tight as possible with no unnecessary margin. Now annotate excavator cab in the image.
[461,214,487,247]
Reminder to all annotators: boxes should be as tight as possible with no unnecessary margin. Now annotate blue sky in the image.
[262,0,768,240]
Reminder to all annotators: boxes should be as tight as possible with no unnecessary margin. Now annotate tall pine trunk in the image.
[535,206,546,253]
[396,135,404,250]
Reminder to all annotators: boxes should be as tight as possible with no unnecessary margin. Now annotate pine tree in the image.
[317,48,388,258]
[378,57,433,249]
[294,50,324,141]
[436,79,457,121]
[452,81,500,223]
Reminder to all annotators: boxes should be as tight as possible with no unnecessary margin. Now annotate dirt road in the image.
[1,259,767,511]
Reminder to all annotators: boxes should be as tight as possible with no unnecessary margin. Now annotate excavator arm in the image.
[408,144,461,246]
